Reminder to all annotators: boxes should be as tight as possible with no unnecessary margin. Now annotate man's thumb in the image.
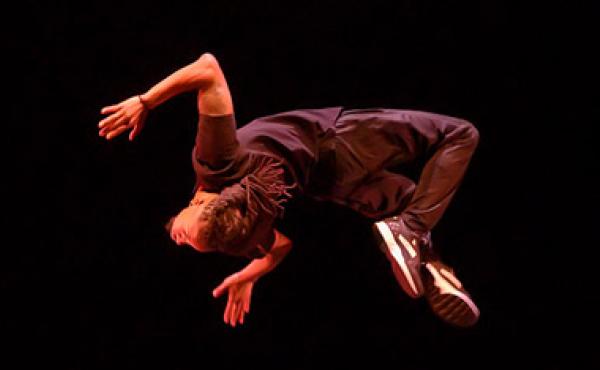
[212,281,229,298]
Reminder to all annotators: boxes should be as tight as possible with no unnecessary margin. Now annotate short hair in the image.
[199,183,256,256]
[205,164,296,256]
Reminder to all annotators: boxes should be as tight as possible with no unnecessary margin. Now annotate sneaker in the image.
[372,216,430,298]
[423,259,480,327]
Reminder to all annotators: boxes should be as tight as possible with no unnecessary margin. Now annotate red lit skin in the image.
[169,190,219,251]
[98,52,232,139]
[171,187,293,327]
[213,230,292,326]
[98,53,293,327]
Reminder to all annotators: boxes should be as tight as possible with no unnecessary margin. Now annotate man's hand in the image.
[213,273,254,327]
[98,96,148,141]
[210,230,292,328]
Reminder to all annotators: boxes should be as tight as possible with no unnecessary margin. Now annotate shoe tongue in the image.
[419,231,432,248]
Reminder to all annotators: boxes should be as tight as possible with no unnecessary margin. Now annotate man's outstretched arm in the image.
[98,52,232,140]
[141,52,232,114]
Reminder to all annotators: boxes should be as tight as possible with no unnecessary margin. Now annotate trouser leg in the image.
[401,120,479,234]
[333,109,479,232]
[345,170,416,219]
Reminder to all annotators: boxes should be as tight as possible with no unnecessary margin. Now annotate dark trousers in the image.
[194,109,480,236]
[332,109,480,234]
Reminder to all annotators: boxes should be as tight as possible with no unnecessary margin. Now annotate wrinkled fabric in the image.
[324,109,479,233]
[235,107,344,194]
[192,109,343,195]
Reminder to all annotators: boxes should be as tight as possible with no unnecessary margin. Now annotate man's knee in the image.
[461,120,480,147]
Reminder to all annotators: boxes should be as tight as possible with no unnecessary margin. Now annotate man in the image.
[98,52,480,328]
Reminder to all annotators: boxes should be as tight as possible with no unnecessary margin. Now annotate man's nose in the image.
[165,216,176,234]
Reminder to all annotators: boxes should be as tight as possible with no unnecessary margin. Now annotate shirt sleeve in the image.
[192,114,251,192]
[195,113,240,169]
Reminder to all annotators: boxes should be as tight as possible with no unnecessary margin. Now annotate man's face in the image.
[170,193,217,251]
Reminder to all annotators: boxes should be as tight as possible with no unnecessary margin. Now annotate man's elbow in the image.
[276,230,292,249]
[197,52,218,68]
[191,53,220,85]
[272,239,292,255]
[282,240,292,253]
[270,237,292,259]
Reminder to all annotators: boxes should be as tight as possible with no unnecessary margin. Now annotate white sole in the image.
[374,221,419,296]
[425,263,480,319]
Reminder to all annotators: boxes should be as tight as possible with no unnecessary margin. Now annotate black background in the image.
[8,1,599,369]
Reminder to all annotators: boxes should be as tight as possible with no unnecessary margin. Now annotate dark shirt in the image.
[191,108,343,258]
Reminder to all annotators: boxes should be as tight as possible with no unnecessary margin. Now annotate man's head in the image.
[166,190,218,251]
[166,184,260,256]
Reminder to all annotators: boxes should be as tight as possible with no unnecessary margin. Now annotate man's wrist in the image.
[138,94,151,110]
[237,270,259,284]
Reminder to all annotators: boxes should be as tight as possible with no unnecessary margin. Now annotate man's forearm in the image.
[140,53,216,109]
[238,242,292,283]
